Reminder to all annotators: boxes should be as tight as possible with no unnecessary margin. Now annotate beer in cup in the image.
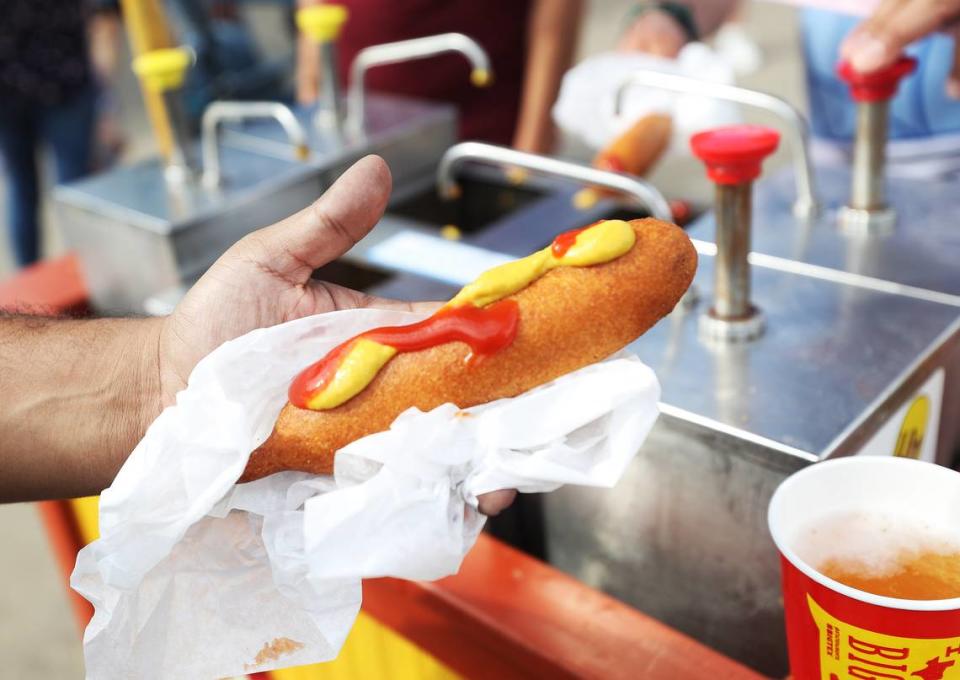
[769,457,960,680]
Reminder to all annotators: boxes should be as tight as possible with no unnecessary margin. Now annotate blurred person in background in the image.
[167,0,295,127]
[0,0,123,268]
[617,1,960,160]
[295,0,584,154]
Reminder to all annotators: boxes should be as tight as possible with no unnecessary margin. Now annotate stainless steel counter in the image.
[547,247,960,676]
[54,93,456,313]
[689,163,960,302]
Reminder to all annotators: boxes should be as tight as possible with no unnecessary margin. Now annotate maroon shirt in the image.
[337,0,532,144]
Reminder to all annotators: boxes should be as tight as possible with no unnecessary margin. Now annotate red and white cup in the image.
[768,457,960,680]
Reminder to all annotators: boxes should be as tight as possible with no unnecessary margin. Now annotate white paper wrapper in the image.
[71,308,661,679]
[552,45,741,152]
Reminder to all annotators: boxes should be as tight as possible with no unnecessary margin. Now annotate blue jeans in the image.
[0,87,96,267]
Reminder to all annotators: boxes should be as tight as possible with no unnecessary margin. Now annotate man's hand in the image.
[618,8,688,58]
[159,156,513,514]
[160,156,513,516]
[841,0,960,96]
[157,156,425,406]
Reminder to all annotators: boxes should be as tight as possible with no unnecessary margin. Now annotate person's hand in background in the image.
[617,7,688,58]
[841,0,960,95]
[615,2,739,58]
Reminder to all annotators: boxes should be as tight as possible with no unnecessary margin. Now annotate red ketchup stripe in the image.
[289,300,521,409]
[551,225,598,258]
[289,338,357,408]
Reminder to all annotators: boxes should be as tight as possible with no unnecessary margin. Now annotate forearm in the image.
[295,0,322,103]
[513,0,584,154]
[0,316,162,502]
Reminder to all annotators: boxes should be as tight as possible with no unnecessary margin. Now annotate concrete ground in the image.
[0,2,801,676]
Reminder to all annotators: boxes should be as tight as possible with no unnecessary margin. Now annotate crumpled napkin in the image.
[553,44,741,151]
[71,308,661,679]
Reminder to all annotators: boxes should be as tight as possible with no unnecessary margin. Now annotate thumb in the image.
[238,154,392,279]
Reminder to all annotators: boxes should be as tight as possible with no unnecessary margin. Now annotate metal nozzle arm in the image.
[437,142,672,221]
[201,101,308,188]
[347,33,491,137]
[615,71,819,218]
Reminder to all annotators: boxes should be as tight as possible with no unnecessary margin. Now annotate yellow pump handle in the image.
[296,5,349,43]
[132,47,193,93]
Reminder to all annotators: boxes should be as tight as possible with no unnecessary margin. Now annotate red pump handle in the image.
[837,56,917,103]
[690,125,780,186]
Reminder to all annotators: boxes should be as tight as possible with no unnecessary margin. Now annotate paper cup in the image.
[768,457,960,680]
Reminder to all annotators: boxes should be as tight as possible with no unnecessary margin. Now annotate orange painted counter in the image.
[2,254,766,679]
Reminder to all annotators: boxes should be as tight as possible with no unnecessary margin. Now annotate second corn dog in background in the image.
[574,113,673,210]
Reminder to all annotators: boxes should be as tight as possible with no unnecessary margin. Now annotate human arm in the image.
[0,316,161,502]
[87,3,125,162]
[0,156,516,513]
[512,0,584,154]
[87,2,123,86]
[295,0,322,104]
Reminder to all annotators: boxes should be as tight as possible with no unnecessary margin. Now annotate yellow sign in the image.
[894,396,930,460]
[809,596,960,680]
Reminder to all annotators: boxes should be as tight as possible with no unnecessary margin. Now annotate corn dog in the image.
[594,113,672,177]
[240,218,696,482]
[574,113,673,210]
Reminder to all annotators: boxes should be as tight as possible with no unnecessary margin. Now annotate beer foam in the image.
[793,509,960,579]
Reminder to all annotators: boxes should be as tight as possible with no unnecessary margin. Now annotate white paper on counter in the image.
[552,45,741,152]
[71,308,661,679]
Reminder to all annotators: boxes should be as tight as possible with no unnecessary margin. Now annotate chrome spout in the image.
[347,33,491,138]
[201,101,309,188]
[437,142,672,221]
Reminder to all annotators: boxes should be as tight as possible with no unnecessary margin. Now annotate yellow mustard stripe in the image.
[304,219,636,411]
[305,339,397,410]
[448,218,635,308]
